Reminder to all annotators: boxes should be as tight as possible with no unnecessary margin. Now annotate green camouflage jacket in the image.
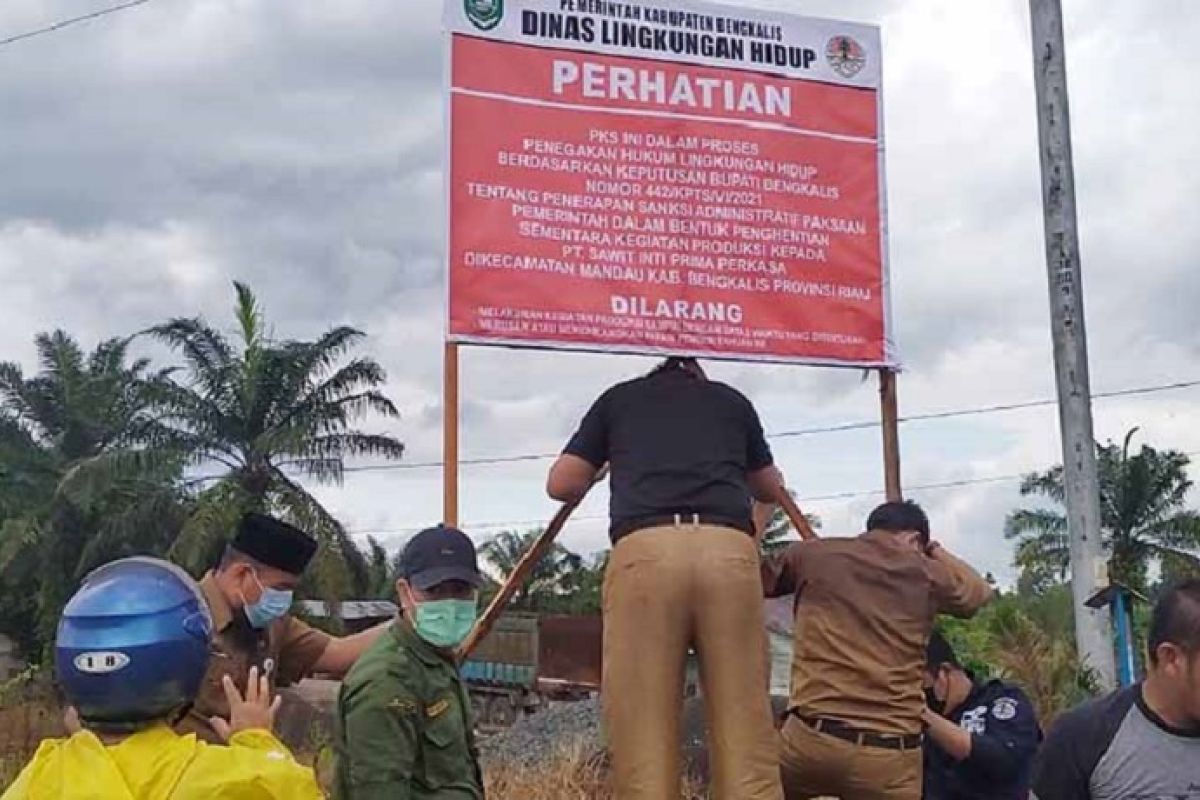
[333,621,483,800]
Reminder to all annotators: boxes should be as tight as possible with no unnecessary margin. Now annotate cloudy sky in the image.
[2,0,1198,585]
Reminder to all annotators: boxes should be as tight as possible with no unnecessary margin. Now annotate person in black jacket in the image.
[921,630,1041,800]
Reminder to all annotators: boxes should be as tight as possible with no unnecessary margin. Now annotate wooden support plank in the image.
[879,369,903,502]
[457,467,608,660]
[443,342,459,526]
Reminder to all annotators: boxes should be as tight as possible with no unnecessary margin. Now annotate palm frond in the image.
[270,470,369,599]
[169,480,251,575]
[1018,467,1067,504]
[1004,508,1067,540]
[0,517,45,577]
[35,331,85,386]
[0,362,28,415]
[1141,511,1200,550]
[233,281,265,350]
[144,318,238,406]
[57,448,185,509]
[285,327,368,388]
[985,604,1097,728]
[271,360,397,435]
[74,485,188,577]
[761,498,821,554]
[86,336,133,378]
[479,528,583,609]
[1156,547,1200,584]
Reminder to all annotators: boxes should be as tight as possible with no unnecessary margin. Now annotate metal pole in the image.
[879,370,903,502]
[443,342,460,527]
[1029,0,1115,688]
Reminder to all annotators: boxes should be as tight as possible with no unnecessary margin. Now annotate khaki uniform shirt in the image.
[176,572,332,742]
[762,531,993,736]
[334,621,483,800]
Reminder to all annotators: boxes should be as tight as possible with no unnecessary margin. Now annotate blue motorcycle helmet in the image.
[56,557,212,731]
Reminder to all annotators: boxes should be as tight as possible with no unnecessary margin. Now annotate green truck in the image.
[462,613,602,729]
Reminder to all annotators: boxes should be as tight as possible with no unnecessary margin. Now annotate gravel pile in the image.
[480,698,604,768]
[481,694,791,785]
[480,696,727,772]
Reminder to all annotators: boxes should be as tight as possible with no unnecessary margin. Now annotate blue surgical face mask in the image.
[243,570,293,629]
[412,598,478,648]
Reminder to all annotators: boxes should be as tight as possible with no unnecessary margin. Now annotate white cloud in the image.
[3,0,1200,589]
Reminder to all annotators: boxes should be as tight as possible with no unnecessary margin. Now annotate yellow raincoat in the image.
[1,724,323,800]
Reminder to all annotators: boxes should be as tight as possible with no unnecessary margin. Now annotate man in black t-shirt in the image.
[548,357,785,800]
[1031,579,1200,800]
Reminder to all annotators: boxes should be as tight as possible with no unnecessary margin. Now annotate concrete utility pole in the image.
[1028,0,1116,688]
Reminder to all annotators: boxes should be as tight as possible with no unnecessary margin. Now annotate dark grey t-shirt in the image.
[1031,684,1200,800]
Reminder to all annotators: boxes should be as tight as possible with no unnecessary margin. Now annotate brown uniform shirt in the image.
[762,531,993,736]
[176,572,332,742]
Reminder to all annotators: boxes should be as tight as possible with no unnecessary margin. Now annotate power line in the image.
[775,378,1200,438]
[0,0,154,49]
[339,376,1200,474]
[349,475,1020,536]
[350,450,1200,537]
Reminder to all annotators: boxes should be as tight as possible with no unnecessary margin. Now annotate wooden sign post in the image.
[443,342,459,527]
[879,369,903,502]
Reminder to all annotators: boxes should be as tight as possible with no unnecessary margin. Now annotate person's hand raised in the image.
[209,666,282,742]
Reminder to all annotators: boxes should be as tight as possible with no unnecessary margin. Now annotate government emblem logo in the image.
[465,0,503,31]
[825,35,867,79]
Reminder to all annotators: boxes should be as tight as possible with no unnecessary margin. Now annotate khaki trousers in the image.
[778,716,921,800]
[602,524,783,800]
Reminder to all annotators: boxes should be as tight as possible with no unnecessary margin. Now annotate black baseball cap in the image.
[926,629,961,672]
[398,525,481,590]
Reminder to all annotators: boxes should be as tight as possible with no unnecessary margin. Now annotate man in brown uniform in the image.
[762,501,993,800]
[177,513,389,742]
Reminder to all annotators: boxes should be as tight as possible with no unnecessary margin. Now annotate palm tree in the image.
[939,585,1097,728]
[362,536,406,601]
[1006,429,1200,593]
[0,332,184,657]
[479,528,584,610]
[147,282,405,596]
[760,497,821,555]
[558,550,607,614]
[985,603,1099,728]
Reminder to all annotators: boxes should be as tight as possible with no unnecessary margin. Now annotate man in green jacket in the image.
[334,525,484,800]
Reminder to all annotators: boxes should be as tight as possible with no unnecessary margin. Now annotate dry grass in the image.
[484,742,706,800]
[0,756,21,793]
[0,681,63,793]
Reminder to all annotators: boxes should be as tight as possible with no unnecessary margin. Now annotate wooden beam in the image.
[443,342,459,526]
[777,488,820,541]
[879,369,903,502]
[457,467,608,660]
[753,486,820,544]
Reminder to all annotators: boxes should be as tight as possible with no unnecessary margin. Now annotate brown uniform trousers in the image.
[603,524,783,800]
[779,716,921,800]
